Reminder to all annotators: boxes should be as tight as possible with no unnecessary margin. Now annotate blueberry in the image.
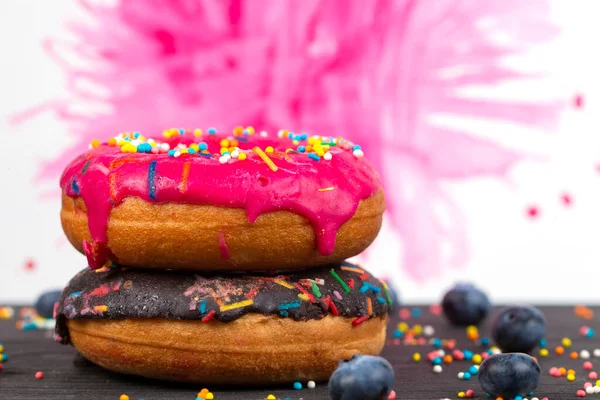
[441,283,491,326]
[328,354,395,400]
[478,353,540,398]
[491,306,546,353]
[34,289,62,318]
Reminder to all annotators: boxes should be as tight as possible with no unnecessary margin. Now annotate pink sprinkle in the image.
[527,206,539,219]
[429,304,442,315]
[417,338,426,345]
[392,339,401,345]
[388,390,396,399]
[584,361,593,370]
[399,308,410,320]
[466,389,475,398]
[542,398,549,400]
[550,367,558,375]
[427,352,437,361]
[333,291,343,300]
[482,352,489,360]
[577,389,586,397]
[589,372,598,380]
[581,326,591,336]
[585,382,593,388]
[35,371,44,380]
[562,193,573,206]
[445,341,456,350]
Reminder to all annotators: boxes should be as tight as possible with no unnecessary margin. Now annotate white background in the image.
[1,1,600,304]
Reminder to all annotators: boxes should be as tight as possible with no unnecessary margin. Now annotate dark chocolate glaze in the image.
[55,262,391,344]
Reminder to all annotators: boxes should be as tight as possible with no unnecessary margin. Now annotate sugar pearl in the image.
[582,350,591,359]
[594,386,600,394]
[353,149,364,158]
[437,350,445,357]
[231,150,240,158]
[307,381,316,389]
[423,325,435,336]
[587,386,595,395]
[457,372,464,379]
[433,365,442,373]
[323,152,332,161]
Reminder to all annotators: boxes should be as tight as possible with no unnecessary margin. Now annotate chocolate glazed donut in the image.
[55,262,391,384]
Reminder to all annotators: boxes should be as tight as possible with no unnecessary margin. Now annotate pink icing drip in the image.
[60,133,380,267]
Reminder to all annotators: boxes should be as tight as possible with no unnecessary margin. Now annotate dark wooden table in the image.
[0,306,597,399]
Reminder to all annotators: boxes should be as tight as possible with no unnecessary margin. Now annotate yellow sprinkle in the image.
[472,354,483,364]
[181,149,188,154]
[567,373,575,381]
[266,395,276,400]
[458,392,466,398]
[539,348,549,357]
[292,140,299,145]
[206,393,214,400]
[233,126,244,135]
[194,128,202,137]
[91,139,101,148]
[562,337,572,347]
[398,322,409,332]
[238,153,247,161]
[220,299,254,312]
[318,187,335,192]
[596,379,600,386]
[220,139,230,148]
[340,266,365,274]
[246,126,255,134]
[273,279,294,289]
[190,143,199,151]
[412,353,421,362]
[412,324,422,335]
[298,293,310,301]
[265,146,274,153]
[94,305,108,312]
[220,147,229,155]
[120,395,129,400]
[0,345,4,352]
[253,147,278,172]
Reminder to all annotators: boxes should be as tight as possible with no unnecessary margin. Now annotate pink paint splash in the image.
[18,0,560,280]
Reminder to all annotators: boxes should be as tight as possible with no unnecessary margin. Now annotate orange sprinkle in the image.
[570,352,579,360]
[233,126,244,135]
[575,305,594,320]
[555,346,565,355]
[179,161,191,193]
[108,138,117,146]
[567,369,576,375]
[91,139,101,148]
[559,367,567,376]
[253,147,278,172]
[318,187,335,192]
[109,173,117,202]
[94,305,108,312]
[367,298,373,316]
[340,266,365,274]
[443,355,453,364]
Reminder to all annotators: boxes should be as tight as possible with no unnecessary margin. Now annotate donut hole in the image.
[258,176,269,186]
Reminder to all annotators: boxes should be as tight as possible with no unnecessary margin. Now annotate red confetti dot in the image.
[527,206,539,219]
[24,259,36,271]
[35,371,44,380]
[574,94,584,109]
[562,193,573,206]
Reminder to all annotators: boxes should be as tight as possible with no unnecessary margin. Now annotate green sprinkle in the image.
[320,141,336,146]
[330,269,351,294]
[382,283,393,306]
[310,281,322,298]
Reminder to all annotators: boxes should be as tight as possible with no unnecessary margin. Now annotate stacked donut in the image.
[55,127,390,384]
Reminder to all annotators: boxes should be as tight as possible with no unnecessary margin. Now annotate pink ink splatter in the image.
[561,193,573,206]
[24,258,36,271]
[17,0,560,281]
[527,206,540,219]
[574,94,585,109]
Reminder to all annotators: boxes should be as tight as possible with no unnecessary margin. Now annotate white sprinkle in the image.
[223,153,231,161]
[437,350,445,357]
[433,365,442,373]
[307,381,316,389]
[423,325,435,337]
[587,386,595,395]
[231,150,240,158]
[161,143,170,151]
[594,349,600,357]
[260,131,269,137]
[531,398,539,400]
[353,149,364,158]
[173,151,181,158]
[581,350,591,359]
[594,386,600,394]
[219,156,228,164]
[323,152,332,161]
[457,372,464,379]
[492,348,502,355]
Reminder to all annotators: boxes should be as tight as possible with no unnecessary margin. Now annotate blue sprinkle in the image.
[134,132,140,138]
[514,396,523,400]
[463,350,473,360]
[486,349,493,355]
[486,393,491,397]
[71,179,80,194]
[300,133,307,140]
[168,150,176,157]
[199,300,206,314]
[69,291,83,298]
[148,161,157,200]
[480,337,490,346]
[1,354,7,361]
[287,132,294,139]
[199,152,212,158]
[208,128,217,134]
[432,338,442,348]
[411,307,422,318]
[280,310,289,317]
[377,296,386,304]
[468,365,478,375]
[353,144,361,150]
[137,143,150,153]
[539,338,547,347]
[297,145,306,153]
[529,392,534,396]
[432,357,442,365]
[463,372,471,380]
[293,382,303,390]
[188,148,196,154]
[278,301,301,310]
[587,329,595,338]
[393,330,404,338]
[308,153,321,161]
[198,142,208,151]
[179,128,185,135]
[360,284,370,294]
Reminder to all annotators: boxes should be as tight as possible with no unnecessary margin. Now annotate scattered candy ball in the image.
[441,283,491,326]
[119,395,129,400]
[293,381,302,390]
[328,355,395,400]
[581,350,591,359]
[34,289,62,318]
[34,371,44,380]
[433,365,442,373]
[594,349,600,358]
[491,306,546,353]
[307,380,315,389]
[478,353,540,398]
